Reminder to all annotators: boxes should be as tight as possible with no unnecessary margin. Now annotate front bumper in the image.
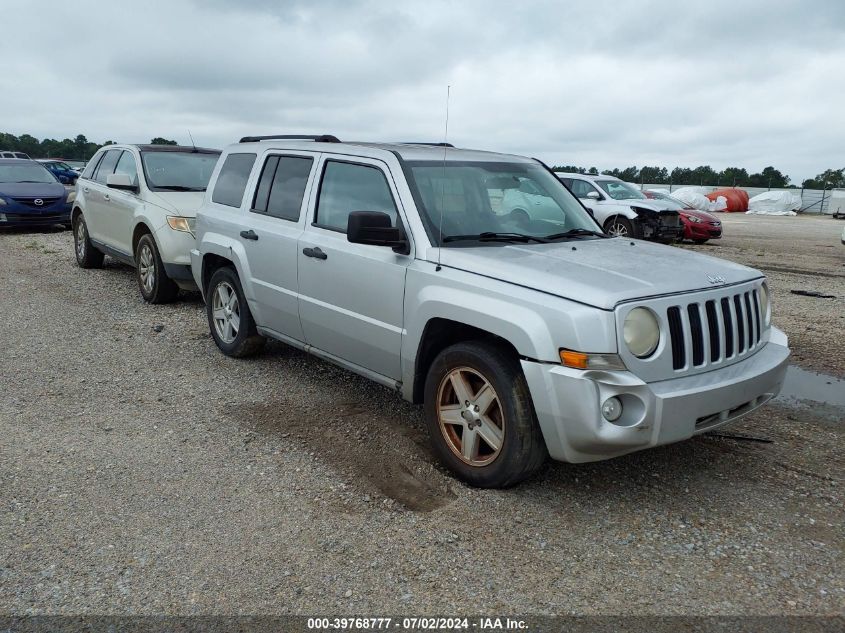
[521,327,790,463]
[0,202,71,227]
[684,221,722,240]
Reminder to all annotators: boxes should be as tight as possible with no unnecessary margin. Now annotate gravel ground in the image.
[0,217,843,617]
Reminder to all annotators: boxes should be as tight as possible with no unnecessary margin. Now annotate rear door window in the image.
[212,153,256,208]
[82,152,105,180]
[252,155,314,221]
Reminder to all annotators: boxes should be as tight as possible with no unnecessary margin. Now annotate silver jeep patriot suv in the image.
[191,134,790,488]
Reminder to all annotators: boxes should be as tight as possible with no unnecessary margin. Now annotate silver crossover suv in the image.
[191,135,790,487]
[72,144,220,302]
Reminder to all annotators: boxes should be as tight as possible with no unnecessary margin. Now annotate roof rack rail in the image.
[401,142,454,147]
[239,134,341,143]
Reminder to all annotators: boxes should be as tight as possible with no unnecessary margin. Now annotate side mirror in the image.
[106,173,138,193]
[347,211,408,254]
[586,191,601,200]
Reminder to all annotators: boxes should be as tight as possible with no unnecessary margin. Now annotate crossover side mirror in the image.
[106,173,139,193]
[347,211,409,254]
[586,191,601,200]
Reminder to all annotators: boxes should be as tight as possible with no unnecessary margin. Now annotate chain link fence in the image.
[635,183,841,215]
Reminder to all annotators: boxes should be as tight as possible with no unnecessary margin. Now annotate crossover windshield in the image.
[141,151,220,192]
[0,163,57,184]
[596,180,647,200]
[407,161,602,245]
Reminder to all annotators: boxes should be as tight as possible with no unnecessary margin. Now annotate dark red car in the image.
[643,190,723,244]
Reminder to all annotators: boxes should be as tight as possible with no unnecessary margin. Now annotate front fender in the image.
[401,261,618,400]
[594,203,637,225]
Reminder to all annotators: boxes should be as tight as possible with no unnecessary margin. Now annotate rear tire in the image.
[206,266,265,358]
[73,213,104,269]
[135,233,178,304]
[423,340,547,488]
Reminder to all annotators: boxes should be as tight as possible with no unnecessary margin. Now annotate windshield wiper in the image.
[443,232,549,244]
[154,185,205,192]
[544,228,609,240]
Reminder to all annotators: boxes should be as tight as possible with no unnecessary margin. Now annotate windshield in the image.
[141,151,220,191]
[0,162,58,184]
[596,180,647,200]
[407,160,601,245]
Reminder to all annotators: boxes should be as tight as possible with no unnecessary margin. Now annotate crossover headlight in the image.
[166,216,195,235]
[759,282,771,326]
[66,191,76,203]
[0,197,6,206]
[623,307,660,358]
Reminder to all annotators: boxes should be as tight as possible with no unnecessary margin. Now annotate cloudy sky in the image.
[2,0,843,182]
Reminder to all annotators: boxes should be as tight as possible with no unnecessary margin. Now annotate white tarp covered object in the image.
[666,187,727,212]
[746,191,801,216]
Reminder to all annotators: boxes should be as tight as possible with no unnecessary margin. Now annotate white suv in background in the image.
[71,144,220,302]
[557,173,683,241]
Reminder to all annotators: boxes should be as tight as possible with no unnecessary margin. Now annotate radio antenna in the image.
[436,85,450,272]
[187,129,197,151]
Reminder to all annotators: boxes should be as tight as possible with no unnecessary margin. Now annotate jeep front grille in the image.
[666,288,763,371]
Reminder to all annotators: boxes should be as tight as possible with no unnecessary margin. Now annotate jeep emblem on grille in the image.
[707,274,726,285]
[34,199,43,206]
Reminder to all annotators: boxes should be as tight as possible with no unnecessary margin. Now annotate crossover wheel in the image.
[73,213,104,268]
[135,234,178,304]
[604,216,638,238]
[206,267,265,358]
[424,341,547,488]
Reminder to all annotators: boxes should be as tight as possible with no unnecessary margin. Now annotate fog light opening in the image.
[601,397,623,422]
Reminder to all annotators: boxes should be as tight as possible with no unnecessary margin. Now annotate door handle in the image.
[302,246,327,260]
[240,230,259,241]
[83,187,89,193]
[103,194,110,202]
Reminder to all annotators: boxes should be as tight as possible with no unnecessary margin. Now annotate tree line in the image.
[3,131,842,189]
[0,132,178,161]
[551,164,844,190]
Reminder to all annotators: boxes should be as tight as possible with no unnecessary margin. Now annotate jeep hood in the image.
[435,238,762,310]
[145,191,205,217]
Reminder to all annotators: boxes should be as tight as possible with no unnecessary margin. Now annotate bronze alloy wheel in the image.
[436,366,505,467]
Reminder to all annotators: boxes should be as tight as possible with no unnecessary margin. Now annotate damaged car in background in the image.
[557,172,683,241]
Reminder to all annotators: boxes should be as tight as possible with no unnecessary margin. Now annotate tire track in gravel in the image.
[230,399,457,512]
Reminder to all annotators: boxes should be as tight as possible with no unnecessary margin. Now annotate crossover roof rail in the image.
[401,142,455,147]
[238,134,341,143]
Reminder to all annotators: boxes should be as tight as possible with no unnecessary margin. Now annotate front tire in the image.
[604,216,639,238]
[206,267,265,358]
[73,213,104,269]
[135,234,178,304]
[423,341,547,488]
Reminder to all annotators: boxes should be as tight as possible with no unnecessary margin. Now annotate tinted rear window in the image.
[212,153,256,208]
[252,155,313,221]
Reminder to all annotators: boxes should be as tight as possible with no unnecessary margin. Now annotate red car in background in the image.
[644,190,723,244]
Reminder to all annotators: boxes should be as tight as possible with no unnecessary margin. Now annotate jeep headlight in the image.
[624,307,660,358]
[66,190,76,203]
[759,282,770,326]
